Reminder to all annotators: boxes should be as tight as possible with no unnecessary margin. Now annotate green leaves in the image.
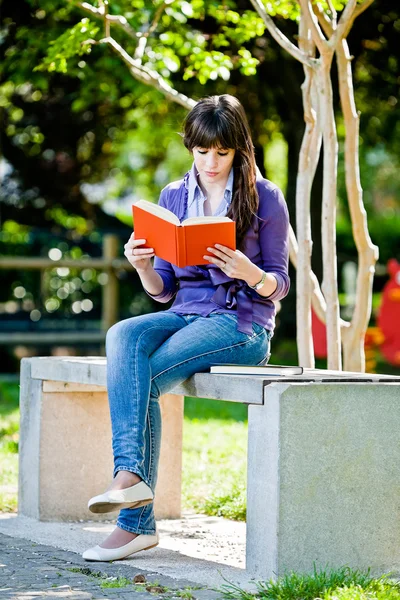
[256,0,300,21]
[237,48,259,76]
[212,9,266,46]
[34,1,268,86]
[184,50,234,84]
[35,18,100,73]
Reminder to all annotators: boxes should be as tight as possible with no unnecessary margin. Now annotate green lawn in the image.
[0,382,248,519]
[220,567,400,600]
[0,382,19,513]
[183,397,247,520]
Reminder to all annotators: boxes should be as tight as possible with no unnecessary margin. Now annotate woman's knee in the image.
[106,314,165,354]
[105,317,142,353]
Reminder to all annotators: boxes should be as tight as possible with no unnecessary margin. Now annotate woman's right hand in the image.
[124,232,155,272]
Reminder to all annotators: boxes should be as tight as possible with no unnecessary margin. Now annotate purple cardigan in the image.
[146,171,290,335]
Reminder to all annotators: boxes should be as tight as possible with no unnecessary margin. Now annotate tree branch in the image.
[249,0,317,68]
[342,0,375,39]
[134,36,148,62]
[354,0,375,19]
[147,1,167,37]
[299,0,328,56]
[327,0,337,27]
[134,1,167,62]
[101,37,196,110]
[103,1,110,38]
[328,0,357,47]
[312,2,333,38]
[70,1,141,40]
[289,227,349,329]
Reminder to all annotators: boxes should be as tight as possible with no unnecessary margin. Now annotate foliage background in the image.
[0,0,399,373]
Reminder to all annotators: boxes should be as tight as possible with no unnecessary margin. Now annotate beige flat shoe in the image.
[82,531,159,561]
[88,481,154,514]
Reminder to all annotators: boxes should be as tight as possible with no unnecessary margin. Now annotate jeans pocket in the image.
[252,322,264,335]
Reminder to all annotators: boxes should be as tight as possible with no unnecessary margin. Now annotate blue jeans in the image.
[105,311,271,535]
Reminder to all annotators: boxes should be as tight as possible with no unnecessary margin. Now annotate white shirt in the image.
[184,162,234,219]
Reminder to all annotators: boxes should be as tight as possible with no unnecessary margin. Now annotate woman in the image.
[83,94,290,561]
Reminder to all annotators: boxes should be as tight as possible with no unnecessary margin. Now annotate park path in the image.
[0,532,223,600]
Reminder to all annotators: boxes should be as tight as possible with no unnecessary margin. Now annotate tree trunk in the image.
[295,20,321,367]
[337,39,379,371]
[317,57,342,370]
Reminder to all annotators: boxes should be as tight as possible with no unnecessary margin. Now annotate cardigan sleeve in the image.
[142,186,178,303]
[257,186,290,302]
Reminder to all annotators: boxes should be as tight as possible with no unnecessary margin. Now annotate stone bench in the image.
[19,356,400,579]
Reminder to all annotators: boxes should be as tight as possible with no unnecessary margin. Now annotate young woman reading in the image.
[83,94,290,561]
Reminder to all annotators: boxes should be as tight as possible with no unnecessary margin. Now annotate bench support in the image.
[246,381,400,579]
[19,360,183,521]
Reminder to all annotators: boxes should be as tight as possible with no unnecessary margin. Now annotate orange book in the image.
[132,200,236,268]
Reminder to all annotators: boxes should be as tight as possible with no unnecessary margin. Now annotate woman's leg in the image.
[106,311,187,485]
[150,314,270,398]
[117,313,270,537]
[100,311,187,546]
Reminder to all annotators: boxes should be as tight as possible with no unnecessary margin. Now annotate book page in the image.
[133,199,180,226]
[182,216,233,226]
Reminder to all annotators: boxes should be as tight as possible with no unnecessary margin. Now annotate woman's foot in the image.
[99,526,138,549]
[105,470,142,493]
[82,529,159,561]
[87,471,154,514]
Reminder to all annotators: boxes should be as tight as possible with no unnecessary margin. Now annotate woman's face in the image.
[192,146,235,187]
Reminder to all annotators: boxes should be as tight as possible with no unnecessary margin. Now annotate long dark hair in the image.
[182,95,259,250]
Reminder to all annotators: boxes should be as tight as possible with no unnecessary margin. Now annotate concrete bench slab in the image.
[18,356,400,580]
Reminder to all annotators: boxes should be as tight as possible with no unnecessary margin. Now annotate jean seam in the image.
[113,322,184,479]
[131,324,182,477]
[147,409,154,492]
[136,410,154,531]
[151,328,266,391]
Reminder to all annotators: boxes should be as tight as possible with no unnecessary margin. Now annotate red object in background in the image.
[312,310,327,359]
[377,259,400,366]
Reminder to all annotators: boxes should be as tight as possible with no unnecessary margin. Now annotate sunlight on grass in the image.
[0,382,19,513]
[182,419,247,519]
[218,567,400,600]
[0,451,18,512]
[182,396,248,520]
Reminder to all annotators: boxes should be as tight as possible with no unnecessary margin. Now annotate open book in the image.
[210,364,304,376]
[132,199,236,268]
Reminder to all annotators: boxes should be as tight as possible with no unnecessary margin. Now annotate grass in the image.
[0,383,249,519]
[183,396,247,520]
[0,382,19,513]
[66,568,199,595]
[218,566,400,600]
[100,576,135,589]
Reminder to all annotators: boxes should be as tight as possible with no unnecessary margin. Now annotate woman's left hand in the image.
[204,244,261,284]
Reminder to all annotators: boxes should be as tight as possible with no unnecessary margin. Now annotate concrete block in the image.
[19,360,184,522]
[154,393,184,520]
[246,381,400,579]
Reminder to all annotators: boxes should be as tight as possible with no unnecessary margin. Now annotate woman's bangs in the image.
[189,115,236,150]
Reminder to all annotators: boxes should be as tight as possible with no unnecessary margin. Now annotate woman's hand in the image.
[203,244,262,285]
[124,232,155,272]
